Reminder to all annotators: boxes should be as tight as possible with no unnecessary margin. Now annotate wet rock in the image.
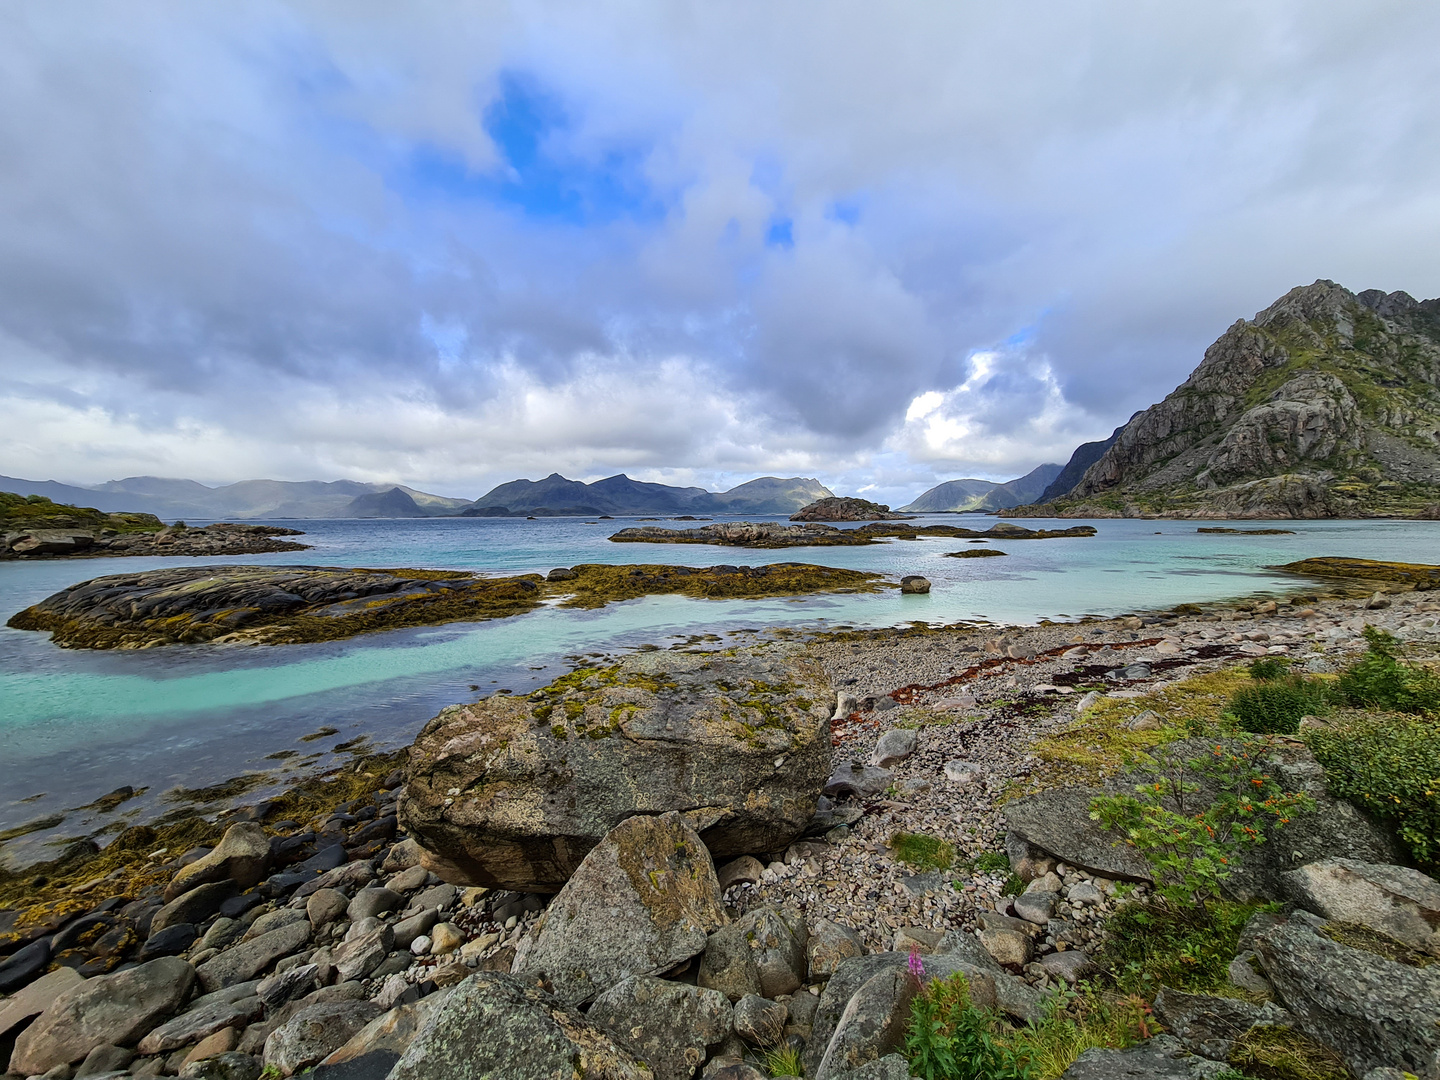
[140,922,197,960]
[402,649,833,892]
[1281,858,1440,956]
[263,1001,383,1077]
[11,957,195,1075]
[196,920,311,993]
[136,995,265,1054]
[899,576,930,594]
[166,824,271,901]
[732,994,786,1048]
[387,970,650,1079]
[0,937,55,994]
[151,881,240,936]
[512,811,725,1006]
[869,729,917,768]
[589,975,732,1080]
[807,918,865,981]
[698,924,763,1002]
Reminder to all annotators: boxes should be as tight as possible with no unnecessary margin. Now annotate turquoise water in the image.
[1,514,1436,823]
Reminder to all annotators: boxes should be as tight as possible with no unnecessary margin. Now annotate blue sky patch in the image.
[765,216,794,248]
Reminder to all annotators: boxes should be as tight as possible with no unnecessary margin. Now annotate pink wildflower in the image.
[908,948,925,981]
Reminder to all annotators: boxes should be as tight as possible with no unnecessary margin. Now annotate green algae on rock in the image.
[554,561,881,607]
[944,548,1008,558]
[1276,557,1440,589]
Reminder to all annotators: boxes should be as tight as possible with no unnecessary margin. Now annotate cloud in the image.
[1,1,1439,507]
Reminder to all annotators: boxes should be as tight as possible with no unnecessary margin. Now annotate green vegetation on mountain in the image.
[0,491,162,534]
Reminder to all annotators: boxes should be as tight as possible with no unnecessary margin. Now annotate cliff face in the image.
[1035,281,1440,518]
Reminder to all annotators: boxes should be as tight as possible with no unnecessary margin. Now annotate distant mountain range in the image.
[899,463,1063,512]
[0,473,835,520]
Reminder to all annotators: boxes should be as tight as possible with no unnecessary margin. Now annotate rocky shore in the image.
[1,523,308,561]
[609,521,1097,548]
[1,565,1437,1078]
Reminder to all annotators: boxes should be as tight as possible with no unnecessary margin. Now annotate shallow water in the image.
[0,514,1435,827]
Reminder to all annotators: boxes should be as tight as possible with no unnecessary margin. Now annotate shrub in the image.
[1247,656,1292,681]
[1097,899,1273,995]
[1307,710,1440,868]
[1335,626,1440,715]
[892,831,956,871]
[1226,677,1331,735]
[1090,740,1314,909]
[905,973,1027,1080]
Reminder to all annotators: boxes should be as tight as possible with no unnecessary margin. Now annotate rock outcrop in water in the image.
[1020,281,1440,518]
[789,497,910,522]
[610,521,1096,548]
[400,649,834,892]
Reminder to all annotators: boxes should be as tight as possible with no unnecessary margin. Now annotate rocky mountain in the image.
[901,463,1063,512]
[464,473,834,516]
[1023,281,1440,518]
[1037,423,1129,502]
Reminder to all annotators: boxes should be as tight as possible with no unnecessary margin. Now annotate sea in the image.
[1,514,1435,842]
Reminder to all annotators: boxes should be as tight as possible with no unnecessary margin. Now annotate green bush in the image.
[1226,677,1331,735]
[906,974,1027,1080]
[1097,899,1272,995]
[1247,656,1292,681]
[1335,626,1440,715]
[1308,711,1440,869]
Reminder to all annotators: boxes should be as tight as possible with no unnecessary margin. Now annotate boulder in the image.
[0,937,52,994]
[1252,909,1440,1078]
[738,907,806,998]
[732,994,786,1048]
[178,1052,263,1080]
[387,971,651,1079]
[152,881,240,935]
[136,996,265,1054]
[588,975,732,1080]
[808,919,865,980]
[347,888,402,923]
[716,856,765,891]
[1012,891,1058,925]
[827,1056,910,1080]
[322,996,445,1066]
[823,762,894,801]
[306,889,351,929]
[401,649,833,892]
[257,965,320,1009]
[815,967,916,1080]
[869,729,917,768]
[512,811,726,1005]
[1059,1034,1234,1078]
[332,924,394,984]
[166,824,271,901]
[263,1001,383,1077]
[698,923,764,1002]
[76,1043,135,1076]
[1281,858,1440,956]
[0,967,85,1039]
[1039,951,1096,985]
[10,956,195,1075]
[899,576,931,594]
[1152,987,1292,1061]
[195,920,311,993]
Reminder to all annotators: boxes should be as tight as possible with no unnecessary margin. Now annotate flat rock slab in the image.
[1281,858,1440,956]
[196,920,311,993]
[1060,1035,1233,1078]
[402,648,834,891]
[0,967,85,1037]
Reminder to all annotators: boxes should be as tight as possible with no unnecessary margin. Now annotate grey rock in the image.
[391,909,440,951]
[808,918,865,980]
[739,907,806,998]
[263,1000,382,1077]
[0,937,52,995]
[1060,1034,1233,1078]
[511,811,725,1006]
[386,864,429,893]
[381,838,424,875]
[166,823,271,901]
[1281,858,1440,956]
[1067,882,1102,906]
[306,889,351,928]
[151,881,239,935]
[201,917,245,952]
[0,967,85,1039]
[828,1055,910,1080]
[196,919,311,993]
[1253,909,1440,1077]
[1012,891,1058,925]
[815,966,916,1080]
[332,924,394,984]
[387,970,650,1079]
[698,924,763,1002]
[869,729,918,768]
[257,965,320,1008]
[823,762,894,801]
[411,882,457,913]
[716,856,765,891]
[1152,987,1292,1061]
[136,996,265,1055]
[704,1064,766,1080]
[589,975,732,1080]
[320,996,446,1067]
[74,1045,134,1077]
[11,956,196,1075]
[978,926,1032,967]
[899,575,931,594]
[1039,951,1096,985]
[347,888,402,923]
[942,760,985,785]
[178,1052,263,1080]
[402,649,833,892]
[243,907,307,942]
[732,994,786,1048]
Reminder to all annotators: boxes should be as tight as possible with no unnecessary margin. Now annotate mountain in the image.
[901,463,1064,512]
[1024,281,1440,518]
[343,487,427,518]
[1038,423,1130,502]
[464,473,834,516]
[0,475,470,520]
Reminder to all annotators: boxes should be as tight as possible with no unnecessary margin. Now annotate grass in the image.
[764,1045,804,1077]
[1096,899,1276,997]
[0,491,163,536]
[891,831,956,871]
[1226,1025,1350,1080]
[1226,677,1331,736]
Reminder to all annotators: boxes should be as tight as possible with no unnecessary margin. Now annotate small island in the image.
[789,496,912,521]
[611,520,1097,548]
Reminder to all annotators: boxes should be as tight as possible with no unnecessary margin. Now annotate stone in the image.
[1039,951,1096,985]
[1059,1034,1233,1078]
[1012,891,1058,925]
[717,855,765,891]
[869,729,917,768]
[380,838,424,875]
[137,996,265,1054]
[196,920,311,993]
[151,881,239,935]
[263,1001,382,1077]
[891,927,943,955]
[832,692,859,720]
[166,824,271,901]
[332,924,393,984]
[201,918,244,952]
[306,889,351,928]
[899,576,930,594]
[141,922,197,959]
[257,965,319,1009]
[387,971,649,1079]
[978,927,1032,967]
[74,1044,133,1077]
[392,909,440,950]
[178,1051,263,1080]
[732,994,786,1048]
[402,649,833,892]
[511,811,726,1005]
[815,966,916,1080]
[807,918,865,980]
[242,907,307,942]
[177,1051,263,1080]
[828,1055,910,1080]
[942,760,985,785]
[1281,858,1440,956]
[698,924,764,1002]
[1252,909,1440,1077]
[182,1027,240,1068]
[1152,987,1292,1062]
[1227,955,1272,995]
[0,967,85,1038]
[428,922,464,954]
[0,937,53,994]
[589,975,732,1080]
[823,762,894,801]
[347,888,402,923]
[739,907,806,998]
[411,882,457,913]
[11,957,196,1075]
[386,864,430,893]
[1067,882,1102,906]
[321,996,445,1067]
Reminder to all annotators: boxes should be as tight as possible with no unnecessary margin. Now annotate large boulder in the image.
[10,956,195,1075]
[511,811,726,1005]
[401,649,833,891]
[1005,740,1398,900]
[815,967,917,1080]
[165,823,272,901]
[386,971,652,1080]
[588,975,732,1080]
[1059,1034,1234,1078]
[1252,909,1440,1078]
[1281,859,1440,956]
[196,920,312,993]
[263,1001,384,1077]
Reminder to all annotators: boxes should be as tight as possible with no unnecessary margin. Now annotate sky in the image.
[2,2,1439,506]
